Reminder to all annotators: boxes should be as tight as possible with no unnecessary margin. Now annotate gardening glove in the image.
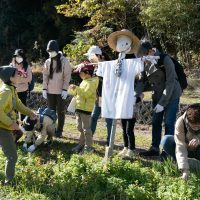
[153,104,164,113]
[61,90,68,100]
[27,144,36,153]
[181,169,189,181]
[23,143,28,150]
[42,90,47,99]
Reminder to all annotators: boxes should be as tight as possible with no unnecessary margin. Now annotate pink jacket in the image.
[43,55,72,94]
[15,65,32,93]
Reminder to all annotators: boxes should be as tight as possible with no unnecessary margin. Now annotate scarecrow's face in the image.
[116,35,132,53]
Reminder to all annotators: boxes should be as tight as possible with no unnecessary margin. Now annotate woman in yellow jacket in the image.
[68,62,99,154]
[0,66,35,186]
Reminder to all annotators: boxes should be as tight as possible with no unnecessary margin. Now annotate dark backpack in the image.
[158,54,188,90]
[28,75,35,92]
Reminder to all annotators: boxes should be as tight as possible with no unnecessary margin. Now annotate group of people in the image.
[0,30,200,186]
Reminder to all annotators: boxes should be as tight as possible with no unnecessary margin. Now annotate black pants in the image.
[121,118,136,150]
[47,94,65,133]
[17,91,28,121]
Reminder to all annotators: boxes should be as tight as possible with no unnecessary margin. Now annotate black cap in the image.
[137,40,153,57]
[46,40,59,52]
[0,66,16,83]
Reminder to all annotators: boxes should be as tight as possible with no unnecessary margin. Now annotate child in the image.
[68,61,99,154]
[161,103,200,180]
[0,65,36,185]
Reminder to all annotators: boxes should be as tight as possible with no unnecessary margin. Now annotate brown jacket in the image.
[175,112,200,169]
[43,55,72,94]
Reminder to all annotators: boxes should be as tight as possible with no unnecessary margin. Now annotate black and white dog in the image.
[22,108,57,152]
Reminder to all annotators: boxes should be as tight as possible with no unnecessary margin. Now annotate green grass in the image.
[1,77,200,199]
[0,138,199,199]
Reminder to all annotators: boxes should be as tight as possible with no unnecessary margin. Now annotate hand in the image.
[42,90,47,99]
[188,138,200,149]
[23,143,28,150]
[139,93,144,102]
[61,90,68,100]
[153,104,164,113]
[181,169,189,181]
[11,122,20,130]
[69,84,76,90]
[27,144,36,153]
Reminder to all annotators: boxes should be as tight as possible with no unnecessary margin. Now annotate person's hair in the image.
[186,103,200,124]
[49,52,62,79]
[13,49,29,71]
[84,70,93,76]
[137,40,153,57]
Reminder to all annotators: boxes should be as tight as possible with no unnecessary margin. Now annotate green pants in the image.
[0,128,18,182]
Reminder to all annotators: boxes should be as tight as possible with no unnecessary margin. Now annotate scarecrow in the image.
[96,29,144,161]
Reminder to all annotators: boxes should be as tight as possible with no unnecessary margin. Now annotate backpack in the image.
[158,54,188,90]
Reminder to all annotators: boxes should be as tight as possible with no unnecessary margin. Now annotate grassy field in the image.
[0,74,200,199]
[0,137,200,200]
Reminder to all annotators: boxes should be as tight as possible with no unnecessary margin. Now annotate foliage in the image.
[56,0,144,64]
[0,0,86,65]
[140,0,200,65]
[0,139,199,199]
[56,0,142,32]
[63,26,113,65]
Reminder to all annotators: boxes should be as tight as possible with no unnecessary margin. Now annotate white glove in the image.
[181,169,189,181]
[27,144,36,153]
[61,90,68,100]
[42,90,47,99]
[23,143,27,150]
[153,104,164,113]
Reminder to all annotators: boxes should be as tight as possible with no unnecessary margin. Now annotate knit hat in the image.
[13,49,25,57]
[46,40,59,52]
[107,29,140,54]
[84,46,102,56]
[0,65,16,83]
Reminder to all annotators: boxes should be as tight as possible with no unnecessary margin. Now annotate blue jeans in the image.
[161,135,200,160]
[91,104,113,146]
[152,98,179,149]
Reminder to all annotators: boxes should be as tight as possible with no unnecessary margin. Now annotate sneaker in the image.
[118,147,128,157]
[71,144,84,153]
[159,150,169,162]
[44,140,53,147]
[125,149,135,159]
[1,180,16,187]
[139,146,160,157]
[55,130,63,138]
[81,146,94,154]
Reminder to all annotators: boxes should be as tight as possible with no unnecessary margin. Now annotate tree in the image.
[56,0,144,63]
[140,0,200,66]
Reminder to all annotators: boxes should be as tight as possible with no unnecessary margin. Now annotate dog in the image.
[22,108,57,152]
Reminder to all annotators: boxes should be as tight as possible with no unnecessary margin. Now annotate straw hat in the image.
[107,29,140,54]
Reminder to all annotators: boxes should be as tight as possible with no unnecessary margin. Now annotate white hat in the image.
[84,45,102,56]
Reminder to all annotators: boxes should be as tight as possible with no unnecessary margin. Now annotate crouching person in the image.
[22,108,57,152]
[69,61,98,154]
[161,103,200,180]
[0,66,36,186]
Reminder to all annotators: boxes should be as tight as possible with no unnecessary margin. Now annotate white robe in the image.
[96,58,144,119]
